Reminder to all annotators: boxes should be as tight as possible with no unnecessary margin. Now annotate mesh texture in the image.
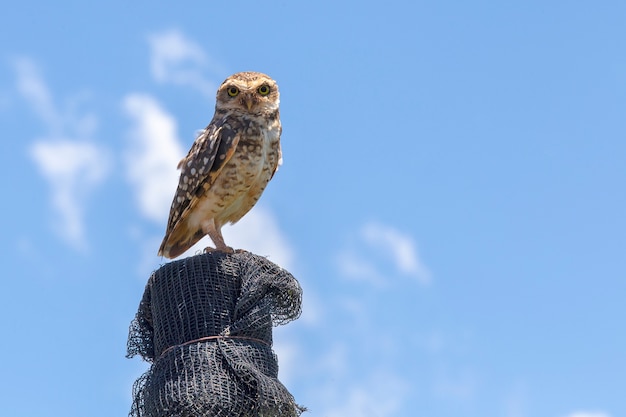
[127,251,304,417]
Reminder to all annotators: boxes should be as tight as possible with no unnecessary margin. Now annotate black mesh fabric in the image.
[127,251,304,417]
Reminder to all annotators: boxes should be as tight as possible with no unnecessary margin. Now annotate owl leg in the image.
[202,219,234,253]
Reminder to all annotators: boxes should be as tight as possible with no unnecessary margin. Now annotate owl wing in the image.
[158,117,241,257]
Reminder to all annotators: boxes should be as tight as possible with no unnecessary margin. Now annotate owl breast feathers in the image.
[158,71,282,259]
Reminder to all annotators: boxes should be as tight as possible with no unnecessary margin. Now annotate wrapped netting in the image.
[126,251,304,417]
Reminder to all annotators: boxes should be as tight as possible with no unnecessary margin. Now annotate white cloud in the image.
[320,371,410,417]
[296,284,323,326]
[337,221,431,286]
[283,333,412,415]
[13,57,99,139]
[128,227,165,279]
[147,29,220,96]
[13,57,60,132]
[336,249,386,286]
[223,206,295,270]
[362,222,431,284]
[31,140,110,250]
[122,93,185,223]
[14,57,110,251]
[564,413,612,417]
[271,335,299,387]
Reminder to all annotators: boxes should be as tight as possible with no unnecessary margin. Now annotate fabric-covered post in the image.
[126,251,304,417]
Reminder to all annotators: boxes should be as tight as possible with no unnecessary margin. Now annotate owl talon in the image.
[203,246,235,254]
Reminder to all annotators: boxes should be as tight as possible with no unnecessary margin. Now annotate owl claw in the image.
[203,246,235,254]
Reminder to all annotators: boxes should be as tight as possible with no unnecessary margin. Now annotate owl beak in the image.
[244,97,253,110]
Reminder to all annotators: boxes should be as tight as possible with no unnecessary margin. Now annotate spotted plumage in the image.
[158,72,282,259]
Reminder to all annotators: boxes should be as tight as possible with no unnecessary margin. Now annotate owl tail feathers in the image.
[158,225,205,259]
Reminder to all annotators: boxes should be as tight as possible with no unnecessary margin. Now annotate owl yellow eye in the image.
[258,85,270,96]
[227,86,239,97]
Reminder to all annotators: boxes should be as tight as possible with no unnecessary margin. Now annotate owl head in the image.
[216,72,280,114]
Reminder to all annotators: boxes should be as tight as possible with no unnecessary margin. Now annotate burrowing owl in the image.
[158,72,282,259]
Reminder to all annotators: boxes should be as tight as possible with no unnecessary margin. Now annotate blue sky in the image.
[1,1,625,416]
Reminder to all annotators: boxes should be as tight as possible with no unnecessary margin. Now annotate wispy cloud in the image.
[147,29,222,96]
[122,93,184,223]
[223,206,295,270]
[361,222,429,279]
[14,57,110,251]
[13,57,60,131]
[564,413,612,417]
[319,371,410,417]
[271,336,300,387]
[337,221,431,286]
[336,248,386,286]
[31,141,110,250]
